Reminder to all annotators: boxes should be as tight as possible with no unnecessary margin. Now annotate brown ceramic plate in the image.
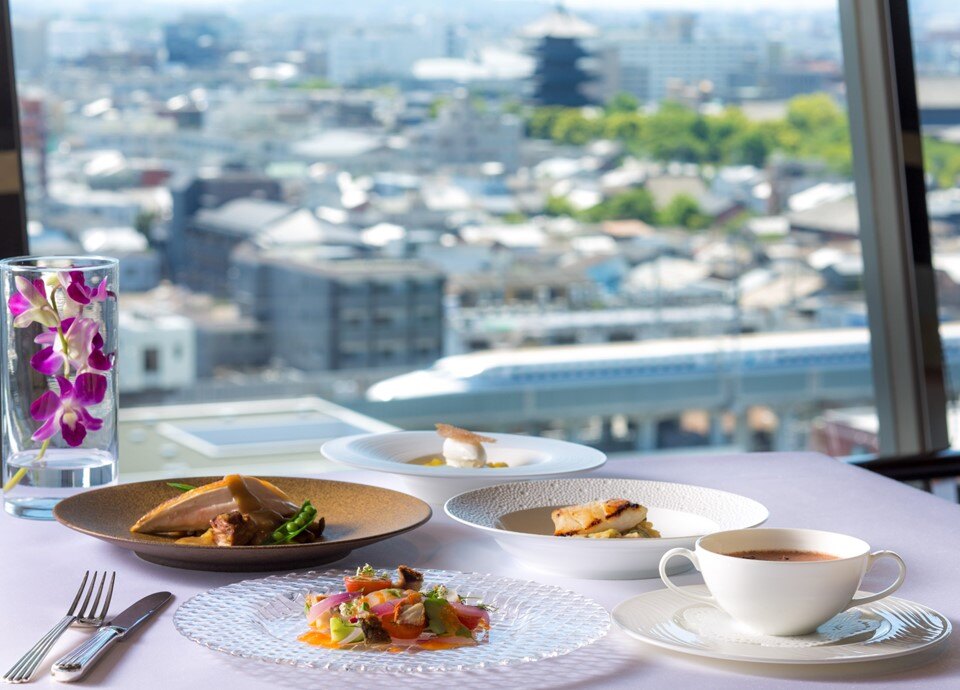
[54,476,432,572]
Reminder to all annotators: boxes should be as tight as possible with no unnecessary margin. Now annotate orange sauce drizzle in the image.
[416,640,464,651]
[298,630,339,648]
[298,630,478,652]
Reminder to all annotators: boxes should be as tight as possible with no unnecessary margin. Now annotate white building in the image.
[414,93,523,172]
[118,312,197,393]
[327,24,447,85]
[609,30,757,102]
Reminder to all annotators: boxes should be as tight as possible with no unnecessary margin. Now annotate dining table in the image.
[2,450,958,689]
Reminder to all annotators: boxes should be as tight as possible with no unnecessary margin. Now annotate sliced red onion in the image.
[306,592,358,624]
[370,599,403,617]
[448,601,490,628]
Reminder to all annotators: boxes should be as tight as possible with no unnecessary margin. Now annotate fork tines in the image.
[1,570,116,684]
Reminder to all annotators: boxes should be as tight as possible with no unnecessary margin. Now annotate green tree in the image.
[428,96,449,119]
[583,188,657,223]
[643,102,709,163]
[602,111,646,143]
[658,194,710,230]
[785,93,844,132]
[528,106,566,139]
[551,109,600,145]
[703,107,751,163]
[544,195,577,217]
[782,93,852,173]
[728,128,772,167]
[501,211,528,224]
[924,137,960,189]
[296,77,334,90]
[606,91,640,114]
[502,99,524,116]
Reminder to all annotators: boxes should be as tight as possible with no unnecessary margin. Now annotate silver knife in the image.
[50,592,172,683]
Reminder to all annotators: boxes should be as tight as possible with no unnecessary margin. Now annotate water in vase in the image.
[3,448,117,520]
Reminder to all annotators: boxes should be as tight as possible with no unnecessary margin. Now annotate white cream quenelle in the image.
[435,424,496,468]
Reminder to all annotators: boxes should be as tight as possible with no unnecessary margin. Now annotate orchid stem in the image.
[49,287,71,359]
[3,438,50,493]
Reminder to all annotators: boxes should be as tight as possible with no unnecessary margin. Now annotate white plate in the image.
[321,432,606,503]
[443,478,769,580]
[612,585,951,664]
[173,567,611,673]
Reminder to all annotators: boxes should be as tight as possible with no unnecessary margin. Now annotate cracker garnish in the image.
[435,423,496,444]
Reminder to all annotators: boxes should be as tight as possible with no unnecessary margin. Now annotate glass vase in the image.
[1,256,119,519]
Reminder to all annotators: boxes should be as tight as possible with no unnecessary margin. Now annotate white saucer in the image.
[613,585,951,664]
[321,431,606,503]
[444,478,768,579]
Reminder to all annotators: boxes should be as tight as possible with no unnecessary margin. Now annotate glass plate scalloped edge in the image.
[173,568,611,673]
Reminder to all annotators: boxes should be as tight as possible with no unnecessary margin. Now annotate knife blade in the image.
[50,592,172,683]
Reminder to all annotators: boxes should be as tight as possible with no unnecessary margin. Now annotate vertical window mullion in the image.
[0,0,27,260]
[839,0,949,455]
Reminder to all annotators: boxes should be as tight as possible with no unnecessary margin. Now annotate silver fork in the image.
[1,571,116,684]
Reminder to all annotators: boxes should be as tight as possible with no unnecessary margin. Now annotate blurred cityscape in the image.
[11,0,960,464]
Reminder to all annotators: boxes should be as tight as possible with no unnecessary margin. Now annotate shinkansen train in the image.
[368,324,960,402]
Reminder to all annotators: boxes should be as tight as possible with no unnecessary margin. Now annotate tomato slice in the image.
[454,612,484,630]
[344,576,391,594]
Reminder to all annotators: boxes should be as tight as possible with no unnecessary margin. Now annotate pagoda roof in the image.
[521,6,598,39]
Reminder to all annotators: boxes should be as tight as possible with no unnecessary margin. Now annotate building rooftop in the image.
[291,129,386,159]
[787,195,859,237]
[194,198,294,235]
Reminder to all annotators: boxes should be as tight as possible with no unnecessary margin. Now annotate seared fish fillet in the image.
[551,499,648,537]
[131,475,298,535]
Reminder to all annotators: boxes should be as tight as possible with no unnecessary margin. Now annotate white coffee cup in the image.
[658,528,907,636]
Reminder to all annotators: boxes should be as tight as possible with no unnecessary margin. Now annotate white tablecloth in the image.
[2,452,958,689]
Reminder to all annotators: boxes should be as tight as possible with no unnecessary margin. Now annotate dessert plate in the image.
[174,567,611,673]
[612,585,951,664]
[322,432,606,503]
[444,478,768,580]
[54,477,431,572]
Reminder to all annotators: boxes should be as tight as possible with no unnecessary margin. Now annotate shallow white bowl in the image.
[444,478,769,580]
[321,432,606,504]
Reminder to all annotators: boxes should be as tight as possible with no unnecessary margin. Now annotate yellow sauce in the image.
[409,455,508,468]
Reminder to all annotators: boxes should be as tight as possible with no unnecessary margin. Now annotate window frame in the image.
[0,0,951,468]
[0,0,26,259]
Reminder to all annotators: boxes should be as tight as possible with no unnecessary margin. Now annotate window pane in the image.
[909,0,960,451]
[10,2,879,471]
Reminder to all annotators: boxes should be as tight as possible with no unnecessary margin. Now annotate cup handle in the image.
[845,550,907,609]
[659,547,717,605]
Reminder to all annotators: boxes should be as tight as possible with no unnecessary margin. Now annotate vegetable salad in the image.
[301,565,492,650]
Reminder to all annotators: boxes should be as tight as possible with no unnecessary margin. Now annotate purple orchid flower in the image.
[58,271,109,315]
[29,373,106,446]
[30,317,112,376]
[7,276,59,328]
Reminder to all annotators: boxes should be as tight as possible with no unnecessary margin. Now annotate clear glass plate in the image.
[173,568,611,673]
